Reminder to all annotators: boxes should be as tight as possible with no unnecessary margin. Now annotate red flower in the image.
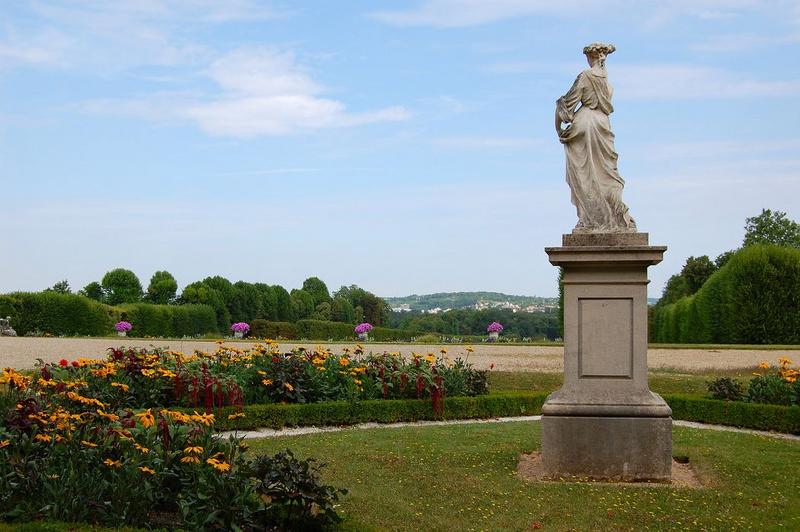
[59,359,69,367]
[71,361,80,367]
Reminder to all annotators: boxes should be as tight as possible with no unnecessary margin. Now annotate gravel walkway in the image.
[220,416,800,442]
[2,337,798,371]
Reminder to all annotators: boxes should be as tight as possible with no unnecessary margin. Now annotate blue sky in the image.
[2,0,799,299]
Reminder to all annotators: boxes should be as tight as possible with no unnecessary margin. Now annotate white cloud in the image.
[80,48,411,137]
[612,64,800,99]
[431,136,542,149]
[689,32,800,53]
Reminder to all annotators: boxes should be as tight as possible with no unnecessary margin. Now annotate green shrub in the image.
[652,245,800,343]
[249,449,346,529]
[747,375,797,406]
[707,377,745,401]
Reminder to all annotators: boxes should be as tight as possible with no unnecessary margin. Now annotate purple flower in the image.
[354,323,373,334]
[487,322,503,333]
[230,322,250,333]
[114,321,132,332]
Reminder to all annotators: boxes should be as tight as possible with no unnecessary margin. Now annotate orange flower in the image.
[134,443,150,454]
[284,382,294,392]
[180,455,200,464]
[206,457,231,473]
[34,434,52,443]
[138,466,156,475]
[103,458,122,468]
[339,358,350,366]
[758,361,770,369]
[110,382,130,392]
[135,409,155,428]
[80,440,98,448]
[0,440,10,449]
[262,378,273,386]
[227,412,245,420]
[183,446,204,455]
[96,409,120,422]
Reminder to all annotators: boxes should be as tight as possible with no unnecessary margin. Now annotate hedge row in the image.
[0,292,112,336]
[247,319,418,341]
[0,292,218,337]
[210,392,800,434]
[116,303,218,338]
[212,392,548,431]
[651,245,800,344]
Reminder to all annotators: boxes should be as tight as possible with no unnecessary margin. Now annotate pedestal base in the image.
[541,415,672,481]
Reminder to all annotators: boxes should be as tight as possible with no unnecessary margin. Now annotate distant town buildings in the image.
[391,300,557,314]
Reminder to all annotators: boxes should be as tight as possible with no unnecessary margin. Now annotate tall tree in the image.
[680,256,718,294]
[743,209,800,249]
[331,296,355,323]
[180,282,228,332]
[101,268,143,305]
[80,281,103,301]
[46,280,71,294]
[302,277,331,307]
[272,285,295,322]
[146,271,178,305]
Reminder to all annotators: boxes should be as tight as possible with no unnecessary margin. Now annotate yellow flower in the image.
[318,367,326,372]
[257,370,267,376]
[778,357,793,367]
[80,440,98,448]
[440,348,447,355]
[206,457,231,473]
[339,358,350,366]
[135,409,156,428]
[134,443,150,454]
[758,361,770,369]
[140,369,156,378]
[284,382,294,392]
[0,440,10,449]
[138,466,156,475]
[465,345,474,353]
[180,455,200,464]
[103,458,122,468]
[184,446,204,455]
[354,379,362,386]
[190,411,215,426]
[227,412,245,420]
[110,382,130,392]
[34,434,52,443]
[158,368,176,378]
[262,378,273,386]
[96,409,120,422]
[425,354,436,364]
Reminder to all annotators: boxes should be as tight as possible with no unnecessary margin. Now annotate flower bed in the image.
[707,357,800,406]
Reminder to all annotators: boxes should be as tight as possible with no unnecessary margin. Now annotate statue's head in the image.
[583,42,615,68]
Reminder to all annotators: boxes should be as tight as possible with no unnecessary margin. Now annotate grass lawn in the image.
[249,421,800,531]
[488,368,758,397]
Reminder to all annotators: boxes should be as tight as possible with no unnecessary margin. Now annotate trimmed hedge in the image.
[0,292,218,337]
[116,303,218,337]
[210,392,800,434]
[246,319,418,342]
[0,292,113,336]
[212,392,548,431]
[651,245,800,344]
[664,394,800,434]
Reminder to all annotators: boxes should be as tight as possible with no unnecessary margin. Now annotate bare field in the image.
[2,337,798,372]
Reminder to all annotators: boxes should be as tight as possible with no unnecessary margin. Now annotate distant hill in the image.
[384,292,559,312]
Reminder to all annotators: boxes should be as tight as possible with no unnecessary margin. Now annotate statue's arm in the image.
[555,74,583,139]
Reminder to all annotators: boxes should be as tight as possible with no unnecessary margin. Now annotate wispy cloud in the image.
[613,64,800,99]
[80,47,411,137]
[689,32,800,53]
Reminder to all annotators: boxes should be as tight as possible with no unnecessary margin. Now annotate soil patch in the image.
[517,452,704,489]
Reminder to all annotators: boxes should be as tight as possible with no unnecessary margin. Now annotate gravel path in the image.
[2,337,798,371]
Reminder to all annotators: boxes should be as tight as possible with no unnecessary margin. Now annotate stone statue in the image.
[0,316,16,337]
[556,42,636,233]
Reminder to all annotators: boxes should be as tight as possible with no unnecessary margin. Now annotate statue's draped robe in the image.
[557,67,636,232]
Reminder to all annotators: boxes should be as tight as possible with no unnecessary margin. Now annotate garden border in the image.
[208,392,800,434]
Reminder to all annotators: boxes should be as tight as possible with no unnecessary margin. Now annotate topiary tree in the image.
[302,277,331,307]
[290,289,316,319]
[146,270,178,305]
[101,268,143,305]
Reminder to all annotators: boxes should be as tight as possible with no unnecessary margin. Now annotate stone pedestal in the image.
[541,233,672,481]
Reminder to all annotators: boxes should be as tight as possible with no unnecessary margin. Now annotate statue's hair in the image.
[583,42,616,56]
